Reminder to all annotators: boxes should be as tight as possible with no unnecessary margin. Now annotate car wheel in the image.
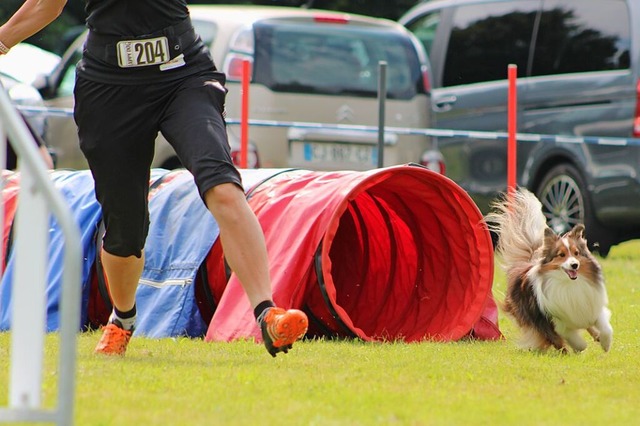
[535,163,610,256]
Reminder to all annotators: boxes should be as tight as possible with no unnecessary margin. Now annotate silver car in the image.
[37,5,437,172]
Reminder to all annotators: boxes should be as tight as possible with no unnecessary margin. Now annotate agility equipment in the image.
[206,165,500,343]
[0,165,501,343]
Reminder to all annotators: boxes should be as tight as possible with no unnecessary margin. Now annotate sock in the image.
[110,305,137,331]
[254,300,275,322]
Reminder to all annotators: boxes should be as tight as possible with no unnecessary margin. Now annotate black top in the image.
[85,0,188,36]
[78,0,218,85]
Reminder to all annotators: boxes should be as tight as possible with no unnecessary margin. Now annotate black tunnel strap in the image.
[313,242,357,339]
[244,168,301,201]
[303,303,341,339]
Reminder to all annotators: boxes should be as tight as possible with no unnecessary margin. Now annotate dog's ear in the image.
[543,226,557,242]
[569,224,586,240]
[541,227,558,260]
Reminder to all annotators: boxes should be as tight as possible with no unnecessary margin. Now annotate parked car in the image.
[0,43,61,142]
[34,29,259,171]
[0,43,61,86]
[1,70,57,169]
[1,72,47,138]
[400,0,640,255]
[36,5,439,173]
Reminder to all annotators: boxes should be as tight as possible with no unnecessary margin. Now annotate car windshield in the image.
[253,20,425,100]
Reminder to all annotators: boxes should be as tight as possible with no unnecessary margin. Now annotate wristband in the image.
[0,41,10,55]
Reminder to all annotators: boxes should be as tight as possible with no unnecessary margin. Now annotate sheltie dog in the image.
[486,188,612,353]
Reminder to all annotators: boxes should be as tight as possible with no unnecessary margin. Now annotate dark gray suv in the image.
[400,0,640,256]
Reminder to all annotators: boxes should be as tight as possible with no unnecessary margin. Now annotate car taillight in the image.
[421,65,431,93]
[313,14,350,24]
[420,149,445,175]
[231,147,260,169]
[225,54,252,82]
[634,79,640,138]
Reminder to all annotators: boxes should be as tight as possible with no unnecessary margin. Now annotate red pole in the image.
[240,59,250,169]
[507,64,517,197]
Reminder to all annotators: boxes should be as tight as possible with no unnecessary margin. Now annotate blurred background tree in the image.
[1,0,421,54]
[1,0,84,53]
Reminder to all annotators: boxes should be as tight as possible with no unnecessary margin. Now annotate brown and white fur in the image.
[486,188,612,353]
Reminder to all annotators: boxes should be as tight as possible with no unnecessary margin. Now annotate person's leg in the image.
[100,251,144,313]
[159,72,275,306]
[160,71,308,355]
[204,183,272,307]
[204,183,307,356]
[75,77,157,355]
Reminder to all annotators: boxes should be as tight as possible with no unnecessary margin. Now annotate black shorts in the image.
[74,70,242,257]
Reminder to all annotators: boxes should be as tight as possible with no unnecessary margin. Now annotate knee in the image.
[204,182,245,211]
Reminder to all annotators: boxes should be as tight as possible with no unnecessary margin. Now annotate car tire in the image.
[535,163,610,257]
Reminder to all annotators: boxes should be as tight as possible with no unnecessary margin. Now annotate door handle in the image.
[433,95,457,112]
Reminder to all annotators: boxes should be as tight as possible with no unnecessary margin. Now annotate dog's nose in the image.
[570,262,579,270]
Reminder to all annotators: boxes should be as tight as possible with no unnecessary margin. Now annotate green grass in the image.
[2,240,639,425]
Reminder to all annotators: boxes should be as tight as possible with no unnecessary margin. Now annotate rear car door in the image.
[405,0,541,211]
[522,0,640,229]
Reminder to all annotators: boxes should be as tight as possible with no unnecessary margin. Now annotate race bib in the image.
[116,36,171,68]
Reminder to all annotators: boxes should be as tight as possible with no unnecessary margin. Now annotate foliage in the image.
[0,0,84,54]
[1,239,639,425]
[195,0,421,20]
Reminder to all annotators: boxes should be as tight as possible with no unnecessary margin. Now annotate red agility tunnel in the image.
[206,165,500,343]
[1,171,21,275]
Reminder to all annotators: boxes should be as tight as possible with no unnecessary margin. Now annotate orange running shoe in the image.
[94,322,132,356]
[259,307,308,357]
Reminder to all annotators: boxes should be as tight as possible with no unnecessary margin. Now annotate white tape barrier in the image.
[18,105,640,147]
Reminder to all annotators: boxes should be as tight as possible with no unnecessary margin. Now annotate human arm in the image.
[0,0,67,54]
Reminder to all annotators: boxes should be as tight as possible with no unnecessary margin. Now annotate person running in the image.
[0,0,308,357]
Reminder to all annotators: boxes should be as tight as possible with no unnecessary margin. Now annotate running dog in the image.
[486,188,612,353]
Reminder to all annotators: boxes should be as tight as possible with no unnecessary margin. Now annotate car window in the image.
[442,0,539,87]
[58,49,82,98]
[531,0,630,76]
[253,20,425,100]
[403,11,441,57]
[192,19,218,46]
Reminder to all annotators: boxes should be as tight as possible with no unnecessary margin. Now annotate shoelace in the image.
[102,324,131,348]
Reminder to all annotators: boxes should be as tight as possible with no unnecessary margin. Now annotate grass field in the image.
[1,240,639,425]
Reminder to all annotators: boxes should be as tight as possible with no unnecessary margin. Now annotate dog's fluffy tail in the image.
[485,188,547,267]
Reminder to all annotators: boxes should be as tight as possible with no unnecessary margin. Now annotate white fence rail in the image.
[0,89,82,425]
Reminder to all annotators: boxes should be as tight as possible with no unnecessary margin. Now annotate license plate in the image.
[291,142,377,167]
[117,36,170,68]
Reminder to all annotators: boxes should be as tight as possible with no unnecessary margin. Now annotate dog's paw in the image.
[599,332,613,352]
[587,326,600,342]
[565,331,587,353]
[570,341,587,353]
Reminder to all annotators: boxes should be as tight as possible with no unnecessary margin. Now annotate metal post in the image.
[10,168,48,409]
[377,61,387,168]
